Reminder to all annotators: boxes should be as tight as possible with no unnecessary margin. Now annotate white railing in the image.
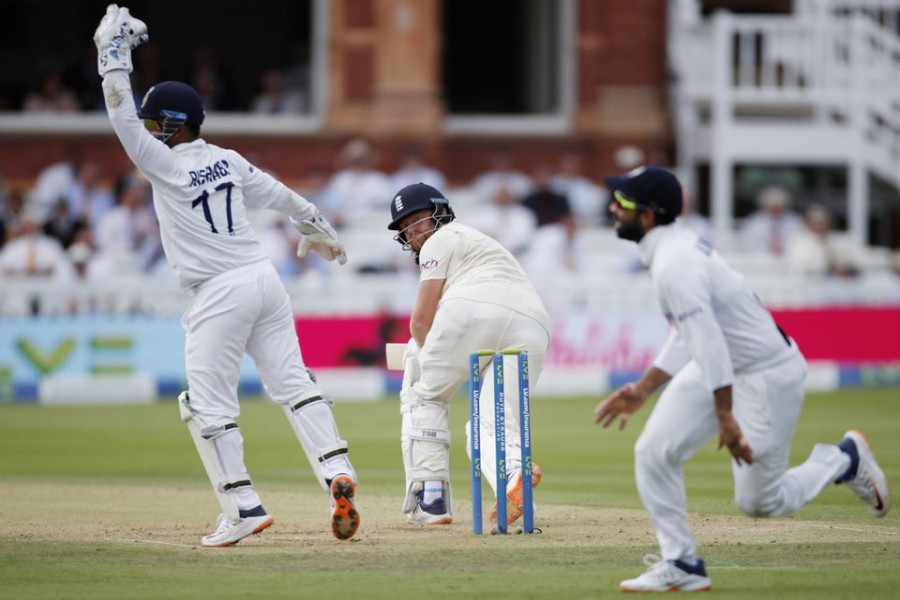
[672,2,900,129]
[1,264,897,318]
[669,0,900,244]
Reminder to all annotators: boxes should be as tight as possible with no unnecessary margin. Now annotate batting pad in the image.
[400,392,451,513]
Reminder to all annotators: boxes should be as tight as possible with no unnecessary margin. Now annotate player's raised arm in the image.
[95,5,179,181]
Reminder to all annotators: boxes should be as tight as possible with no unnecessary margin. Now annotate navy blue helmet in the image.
[388,182,454,231]
[137,81,205,126]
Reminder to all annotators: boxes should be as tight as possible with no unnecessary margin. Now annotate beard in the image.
[614,216,645,242]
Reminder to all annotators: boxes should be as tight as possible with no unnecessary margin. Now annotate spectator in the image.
[551,151,607,227]
[188,45,230,110]
[739,186,804,256]
[471,184,536,258]
[323,138,394,229]
[252,69,306,114]
[78,41,107,110]
[676,190,713,243]
[283,41,312,111]
[26,150,81,222]
[521,164,575,231]
[94,170,155,254]
[0,211,75,281]
[131,40,162,107]
[65,160,115,235]
[23,69,80,113]
[520,164,578,275]
[67,240,93,281]
[42,197,83,249]
[614,145,646,171]
[786,204,863,278]
[472,148,532,208]
[1,189,28,248]
[392,143,447,191]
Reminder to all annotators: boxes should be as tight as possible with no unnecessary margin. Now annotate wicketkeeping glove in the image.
[93,4,148,77]
[292,211,348,265]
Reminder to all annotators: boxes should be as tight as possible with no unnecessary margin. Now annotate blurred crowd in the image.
[3,136,897,306]
[17,42,312,116]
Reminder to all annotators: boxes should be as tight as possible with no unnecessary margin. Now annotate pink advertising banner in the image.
[294,307,900,369]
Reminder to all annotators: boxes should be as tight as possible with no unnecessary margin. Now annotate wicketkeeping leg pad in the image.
[282,392,354,491]
[179,392,252,523]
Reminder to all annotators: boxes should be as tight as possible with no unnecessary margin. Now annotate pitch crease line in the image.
[795,523,900,536]
[105,537,197,548]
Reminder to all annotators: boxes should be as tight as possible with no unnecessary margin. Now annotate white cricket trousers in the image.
[636,344,849,561]
[181,261,329,510]
[414,298,550,493]
[182,260,319,415]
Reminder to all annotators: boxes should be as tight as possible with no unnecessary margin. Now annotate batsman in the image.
[387,183,551,526]
[94,5,360,546]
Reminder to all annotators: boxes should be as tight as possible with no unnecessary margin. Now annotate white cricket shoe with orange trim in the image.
[201,510,273,548]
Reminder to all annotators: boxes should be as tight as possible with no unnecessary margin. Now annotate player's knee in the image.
[634,435,670,470]
[734,490,777,517]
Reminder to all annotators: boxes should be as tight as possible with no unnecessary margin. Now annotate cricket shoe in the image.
[330,474,361,540]
[619,554,712,593]
[489,462,543,525]
[837,430,891,517]
[407,491,452,525]
[201,506,273,548]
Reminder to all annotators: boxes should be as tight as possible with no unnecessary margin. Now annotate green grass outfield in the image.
[0,388,897,599]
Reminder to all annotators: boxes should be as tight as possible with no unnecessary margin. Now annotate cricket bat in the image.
[385,343,407,370]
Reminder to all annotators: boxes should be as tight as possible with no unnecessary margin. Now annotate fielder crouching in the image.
[387,183,552,526]
[94,4,360,546]
[594,166,891,592]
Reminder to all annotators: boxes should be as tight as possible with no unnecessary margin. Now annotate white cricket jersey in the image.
[417,221,551,334]
[639,225,792,391]
[102,71,317,290]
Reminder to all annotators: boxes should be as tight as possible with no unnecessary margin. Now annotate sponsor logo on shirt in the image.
[674,306,703,322]
[189,159,231,187]
[663,306,703,324]
[420,259,439,270]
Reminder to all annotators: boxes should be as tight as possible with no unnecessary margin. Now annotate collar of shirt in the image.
[173,138,206,153]
[637,224,671,268]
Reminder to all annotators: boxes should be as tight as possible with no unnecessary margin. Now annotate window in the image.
[0,0,323,134]
[442,0,576,134]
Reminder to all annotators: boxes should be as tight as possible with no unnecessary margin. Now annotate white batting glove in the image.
[93,4,148,77]
[292,211,348,265]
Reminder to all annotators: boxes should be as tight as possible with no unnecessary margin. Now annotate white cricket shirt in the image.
[639,225,792,391]
[417,221,551,334]
[102,71,317,290]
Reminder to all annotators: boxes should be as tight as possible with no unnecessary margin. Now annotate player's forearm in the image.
[713,385,735,422]
[634,366,672,397]
[102,71,138,139]
[409,319,431,349]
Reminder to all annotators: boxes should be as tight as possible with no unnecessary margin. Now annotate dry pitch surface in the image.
[5,480,896,552]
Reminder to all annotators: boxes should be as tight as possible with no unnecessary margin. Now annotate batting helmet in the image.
[137,81,205,126]
[388,182,455,231]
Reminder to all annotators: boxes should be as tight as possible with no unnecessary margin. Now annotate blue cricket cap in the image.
[602,166,683,224]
